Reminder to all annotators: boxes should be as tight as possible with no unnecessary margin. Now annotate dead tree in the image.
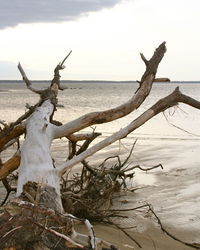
[0,42,200,249]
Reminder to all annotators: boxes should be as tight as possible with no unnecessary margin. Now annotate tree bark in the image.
[2,42,200,249]
[0,154,20,180]
[53,42,166,139]
[16,100,63,211]
[59,87,200,175]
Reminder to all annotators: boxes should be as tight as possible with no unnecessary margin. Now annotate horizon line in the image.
[1,80,200,84]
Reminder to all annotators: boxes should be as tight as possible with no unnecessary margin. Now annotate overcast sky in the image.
[0,0,200,80]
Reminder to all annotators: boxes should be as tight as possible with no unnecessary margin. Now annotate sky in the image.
[0,0,200,81]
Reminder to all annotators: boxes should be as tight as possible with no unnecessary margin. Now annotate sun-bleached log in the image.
[3,42,200,249]
[59,87,200,175]
[15,100,63,211]
[53,42,166,139]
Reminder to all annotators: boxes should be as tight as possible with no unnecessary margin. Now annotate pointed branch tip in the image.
[60,50,72,67]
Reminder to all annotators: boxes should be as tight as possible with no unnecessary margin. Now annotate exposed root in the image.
[0,191,117,250]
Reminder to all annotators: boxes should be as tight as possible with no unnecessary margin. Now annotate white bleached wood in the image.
[71,228,112,249]
[59,109,155,176]
[58,87,200,176]
[16,100,60,198]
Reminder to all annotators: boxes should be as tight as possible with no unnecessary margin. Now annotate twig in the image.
[124,163,163,172]
[163,111,200,137]
[99,155,122,170]
[18,63,44,95]
[34,221,84,249]
[76,132,101,156]
[106,204,149,213]
[121,139,137,168]
[1,177,16,206]
[51,50,72,90]
[104,163,163,176]
[0,120,8,128]
[2,226,22,238]
[148,205,200,249]
[85,219,96,249]
[109,221,142,248]
[60,50,72,67]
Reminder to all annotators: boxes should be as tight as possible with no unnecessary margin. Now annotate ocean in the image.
[1,80,200,172]
[0,80,200,139]
[1,81,200,248]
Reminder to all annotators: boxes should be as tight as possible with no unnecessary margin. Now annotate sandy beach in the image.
[1,133,200,249]
[1,81,200,249]
[51,136,200,250]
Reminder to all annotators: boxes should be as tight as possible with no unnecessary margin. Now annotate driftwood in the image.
[0,42,200,249]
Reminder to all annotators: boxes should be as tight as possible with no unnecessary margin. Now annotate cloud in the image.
[0,0,122,29]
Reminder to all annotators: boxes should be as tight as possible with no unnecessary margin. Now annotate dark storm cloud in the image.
[0,0,122,29]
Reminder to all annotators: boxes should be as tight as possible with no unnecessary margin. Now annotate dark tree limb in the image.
[68,132,101,160]
[1,178,16,205]
[51,50,72,90]
[107,219,142,249]
[148,205,200,249]
[0,154,20,180]
[77,132,101,155]
[54,42,167,139]
[154,77,170,82]
[68,132,102,143]
[59,86,200,175]
[140,52,148,66]
[0,124,25,151]
[136,42,166,91]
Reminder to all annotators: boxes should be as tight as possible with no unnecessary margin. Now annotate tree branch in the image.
[0,154,20,180]
[59,87,200,175]
[54,42,167,139]
[51,50,72,90]
[18,63,43,94]
[148,205,200,249]
[0,124,25,151]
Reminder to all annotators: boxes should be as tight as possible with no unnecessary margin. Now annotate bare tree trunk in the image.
[1,42,200,249]
[16,100,63,211]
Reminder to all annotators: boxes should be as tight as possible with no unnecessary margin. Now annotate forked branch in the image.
[51,50,72,90]
[54,42,167,139]
[59,87,200,175]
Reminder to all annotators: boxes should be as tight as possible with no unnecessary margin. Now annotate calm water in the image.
[1,82,200,246]
[0,81,200,139]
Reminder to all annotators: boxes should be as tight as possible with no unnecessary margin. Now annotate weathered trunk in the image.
[16,100,63,212]
[2,42,200,249]
[0,100,69,249]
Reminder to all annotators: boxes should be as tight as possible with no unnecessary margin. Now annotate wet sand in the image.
[77,136,200,249]
[1,136,200,249]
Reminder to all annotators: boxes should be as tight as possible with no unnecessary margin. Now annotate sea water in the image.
[1,81,200,136]
[1,80,200,170]
[1,81,200,244]
[1,81,200,169]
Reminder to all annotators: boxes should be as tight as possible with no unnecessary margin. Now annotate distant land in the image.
[0,80,200,84]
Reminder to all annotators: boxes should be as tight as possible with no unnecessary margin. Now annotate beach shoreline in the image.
[1,81,200,249]
[1,136,200,249]
[76,136,200,249]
